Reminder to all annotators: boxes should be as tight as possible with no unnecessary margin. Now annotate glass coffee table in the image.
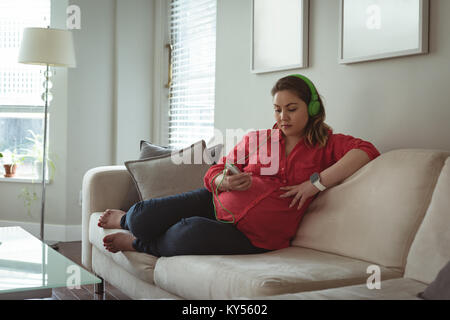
[0,226,101,299]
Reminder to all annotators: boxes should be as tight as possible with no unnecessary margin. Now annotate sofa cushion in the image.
[292,149,450,269]
[90,246,181,300]
[153,246,402,299]
[405,157,450,284]
[140,139,223,164]
[253,278,426,300]
[139,140,173,159]
[123,141,173,211]
[125,140,211,201]
[123,140,222,208]
[88,212,158,284]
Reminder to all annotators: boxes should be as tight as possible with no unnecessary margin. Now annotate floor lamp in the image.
[18,27,76,248]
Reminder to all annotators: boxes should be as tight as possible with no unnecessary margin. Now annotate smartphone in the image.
[225,163,241,175]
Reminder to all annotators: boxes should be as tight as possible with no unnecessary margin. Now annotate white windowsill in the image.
[0,176,52,184]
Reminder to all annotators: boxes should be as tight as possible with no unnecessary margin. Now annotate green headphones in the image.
[289,74,321,117]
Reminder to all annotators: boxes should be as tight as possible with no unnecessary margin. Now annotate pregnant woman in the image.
[98,74,380,257]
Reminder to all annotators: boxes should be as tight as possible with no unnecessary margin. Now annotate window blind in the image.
[0,0,50,107]
[168,0,216,149]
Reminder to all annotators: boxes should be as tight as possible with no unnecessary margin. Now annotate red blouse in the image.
[203,127,380,250]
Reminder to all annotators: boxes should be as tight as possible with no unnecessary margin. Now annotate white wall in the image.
[66,0,116,227]
[115,0,154,164]
[65,0,155,227]
[215,0,450,154]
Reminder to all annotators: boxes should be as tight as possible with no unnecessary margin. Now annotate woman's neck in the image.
[282,134,304,157]
[283,133,304,146]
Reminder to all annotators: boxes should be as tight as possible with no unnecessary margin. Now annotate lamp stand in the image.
[18,27,76,252]
[40,64,58,251]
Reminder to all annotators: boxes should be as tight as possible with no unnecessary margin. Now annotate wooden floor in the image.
[48,241,131,300]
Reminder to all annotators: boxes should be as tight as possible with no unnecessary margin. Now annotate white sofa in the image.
[81,149,450,300]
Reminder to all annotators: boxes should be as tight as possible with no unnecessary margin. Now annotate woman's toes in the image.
[105,245,115,253]
[105,242,118,253]
[103,240,115,252]
[103,234,113,244]
[102,233,135,253]
[98,209,125,229]
[98,210,111,226]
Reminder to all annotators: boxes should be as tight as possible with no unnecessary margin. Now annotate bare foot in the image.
[98,209,126,229]
[103,232,136,253]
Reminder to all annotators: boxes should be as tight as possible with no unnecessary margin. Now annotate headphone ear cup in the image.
[309,100,320,116]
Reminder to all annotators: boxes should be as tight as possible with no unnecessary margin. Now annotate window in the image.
[168,0,216,149]
[0,0,51,177]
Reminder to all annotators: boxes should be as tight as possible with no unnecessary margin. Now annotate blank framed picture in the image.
[251,0,309,74]
[339,0,429,64]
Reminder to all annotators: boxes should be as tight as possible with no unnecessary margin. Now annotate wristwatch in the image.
[310,172,326,191]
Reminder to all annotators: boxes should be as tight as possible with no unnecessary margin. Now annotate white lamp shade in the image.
[18,27,76,67]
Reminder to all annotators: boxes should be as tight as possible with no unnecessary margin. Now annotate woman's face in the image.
[273,90,309,139]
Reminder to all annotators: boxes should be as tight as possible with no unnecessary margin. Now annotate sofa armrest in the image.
[81,165,139,270]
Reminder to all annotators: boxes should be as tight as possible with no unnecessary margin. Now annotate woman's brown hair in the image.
[271,75,332,148]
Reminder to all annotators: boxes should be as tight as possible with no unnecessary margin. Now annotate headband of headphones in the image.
[289,74,320,116]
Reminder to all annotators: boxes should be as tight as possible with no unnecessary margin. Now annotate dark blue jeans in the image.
[120,187,269,257]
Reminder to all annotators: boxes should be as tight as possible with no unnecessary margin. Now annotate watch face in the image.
[310,172,319,183]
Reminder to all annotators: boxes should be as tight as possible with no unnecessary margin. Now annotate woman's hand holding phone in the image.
[215,168,252,192]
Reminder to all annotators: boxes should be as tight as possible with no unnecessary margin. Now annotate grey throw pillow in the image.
[419,260,450,300]
[122,141,174,210]
[140,139,223,164]
[139,140,173,159]
[125,140,211,201]
[122,139,221,209]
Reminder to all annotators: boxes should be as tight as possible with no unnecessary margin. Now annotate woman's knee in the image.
[176,216,210,233]
[157,217,210,256]
[164,216,203,237]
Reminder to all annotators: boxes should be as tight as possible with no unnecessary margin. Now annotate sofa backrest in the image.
[404,157,450,284]
[291,149,450,269]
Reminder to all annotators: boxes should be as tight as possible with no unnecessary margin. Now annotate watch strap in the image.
[310,172,326,191]
[313,179,326,191]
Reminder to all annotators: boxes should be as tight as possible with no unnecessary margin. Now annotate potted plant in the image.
[2,150,22,178]
[22,130,56,180]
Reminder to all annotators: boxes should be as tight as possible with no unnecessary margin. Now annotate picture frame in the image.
[338,0,429,64]
[251,0,309,74]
